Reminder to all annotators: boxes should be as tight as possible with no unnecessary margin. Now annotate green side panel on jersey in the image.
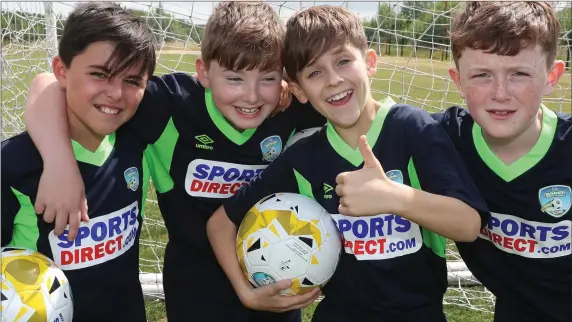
[146,117,178,193]
[287,128,297,140]
[139,153,151,219]
[72,132,115,166]
[326,96,395,167]
[293,169,315,200]
[8,188,40,251]
[473,104,557,182]
[408,158,446,258]
[205,89,256,145]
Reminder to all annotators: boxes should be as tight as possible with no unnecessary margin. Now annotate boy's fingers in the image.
[68,211,81,241]
[43,206,56,224]
[34,200,46,216]
[358,135,381,169]
[81,198,89,222]
[335,184,344,197]
[81,209,90,222]
[283,288,321,311]
[53,212,69,240]
[272,279,292,292]
[335,172,346,185]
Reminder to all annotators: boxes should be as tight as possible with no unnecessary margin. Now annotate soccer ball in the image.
[1,247,73,322]
[552,198,563,211]
[236,193,341,295]
[284,127,322,150]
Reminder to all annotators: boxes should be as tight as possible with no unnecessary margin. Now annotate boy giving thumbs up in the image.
[207,5,490,322]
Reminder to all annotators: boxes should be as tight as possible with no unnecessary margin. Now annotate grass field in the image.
[2,46,571,322]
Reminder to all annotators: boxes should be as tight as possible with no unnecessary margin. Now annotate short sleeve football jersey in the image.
[142,73,326,254]
[224,98,489,318]
[1,128,151,322]
[435,105,572,321]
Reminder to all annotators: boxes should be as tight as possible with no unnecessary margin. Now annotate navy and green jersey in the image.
[141,72,326,255]
[0,76,173,321]
[1,130,152,321]
[434,105,572,321]
[224,97,490,317]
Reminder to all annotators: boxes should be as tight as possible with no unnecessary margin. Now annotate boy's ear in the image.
[52,56,68,90]
[289,83,308,104]
[365,49,377,77]
[195,57,210,88]
[544,60,565,96]
[448,66,465,99]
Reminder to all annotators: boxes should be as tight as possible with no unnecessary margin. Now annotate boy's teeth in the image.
[493,111,508,115]
[98,106,119,115]
[327,90,353,102]
[237,107,259,114]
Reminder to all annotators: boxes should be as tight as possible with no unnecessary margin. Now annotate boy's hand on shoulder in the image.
[335,135,408,217]
[241,279,320,312]
[271,80,293,116]
[36,160,89,240]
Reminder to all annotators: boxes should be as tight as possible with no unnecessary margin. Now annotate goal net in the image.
[2,1,571,317]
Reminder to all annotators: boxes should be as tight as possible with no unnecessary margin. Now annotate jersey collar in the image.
[205,89,257,145]
[472,104,557,182]
[326,96,395,167]
[72,132,116,166]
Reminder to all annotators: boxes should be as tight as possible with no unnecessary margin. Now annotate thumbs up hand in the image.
[335,135,403,217]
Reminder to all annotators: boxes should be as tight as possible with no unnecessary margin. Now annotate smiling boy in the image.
[433,2,571,321]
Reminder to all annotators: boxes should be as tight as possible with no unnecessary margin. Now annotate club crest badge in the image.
[539,185,571,218]
[386,170,403,184]
[260,135,282,162]
[124,167,140,192]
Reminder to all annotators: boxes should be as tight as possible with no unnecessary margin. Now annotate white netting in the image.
[2,1,571,319]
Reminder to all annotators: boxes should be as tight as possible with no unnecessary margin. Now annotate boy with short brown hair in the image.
[208,5,489,322]
[22,2,324,321]
[434,2,571,321]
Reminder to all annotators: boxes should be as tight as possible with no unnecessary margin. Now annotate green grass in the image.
[2,46,570,322]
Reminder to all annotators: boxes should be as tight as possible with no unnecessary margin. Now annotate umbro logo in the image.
[323,183,333,199]
[195,134,214,150]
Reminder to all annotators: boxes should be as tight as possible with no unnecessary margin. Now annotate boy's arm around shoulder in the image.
[23,73,88,239]
[120,72,197,145]
[22,72,188,240]
[207,145,320,312]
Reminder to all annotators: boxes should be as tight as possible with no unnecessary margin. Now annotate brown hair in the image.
[450,1,561,68]
[60,2,156,79]
[284,5,368,82]
[200,1,284,72]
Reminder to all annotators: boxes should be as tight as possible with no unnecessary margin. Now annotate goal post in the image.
[2,1,571,315]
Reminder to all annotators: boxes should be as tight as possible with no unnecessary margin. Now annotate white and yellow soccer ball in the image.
[237,193,341,295]
[284,127,322,150]
[1,247,73,322]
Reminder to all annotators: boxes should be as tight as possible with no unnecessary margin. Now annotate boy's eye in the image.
[263,77,277,82]
[90,72,107,79]
[125,79,142,86]
[512,71,529,77]
[227,77,242,82]
[307,71,320,78]
[471,73,488,78]
[338,59,350,65]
